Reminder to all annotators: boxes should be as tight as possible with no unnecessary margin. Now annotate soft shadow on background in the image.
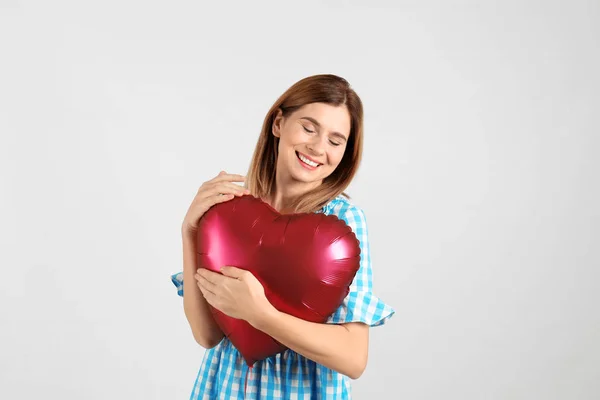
[1,1,599,399]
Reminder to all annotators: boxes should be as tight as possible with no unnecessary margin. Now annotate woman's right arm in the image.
[180,171,249,348]
[181,230,224,348]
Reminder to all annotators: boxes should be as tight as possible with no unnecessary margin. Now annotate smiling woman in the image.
[172,74,394,399]
[245,75,364,215]
[270,102,351,192]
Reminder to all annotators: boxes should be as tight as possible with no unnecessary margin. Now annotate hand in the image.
[182,171,249,237]
[195,266,276,327]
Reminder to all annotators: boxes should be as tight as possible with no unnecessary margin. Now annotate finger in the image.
[220,266,248,280]
[202,182,249,198]
[200,193,235,209]
[208,170,228,182]
[215,182,250,195]
[197,280,206,296]
[198,283,218,307]
[203,189,252,210]
[197,268,226,286]
[211,173,246,184]
[195,272,217,294]
[195,191,241,212]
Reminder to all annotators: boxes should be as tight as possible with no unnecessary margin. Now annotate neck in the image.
[266,171,321,214]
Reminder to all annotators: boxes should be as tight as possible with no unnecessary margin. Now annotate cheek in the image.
[278,129,299,149]
[277,135,292,154]
[329,148,346,166]
[286,129,306,145]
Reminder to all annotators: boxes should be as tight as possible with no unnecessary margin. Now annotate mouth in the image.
[296,151,322,170]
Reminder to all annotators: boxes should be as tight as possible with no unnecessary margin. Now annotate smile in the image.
[296,151,321,170]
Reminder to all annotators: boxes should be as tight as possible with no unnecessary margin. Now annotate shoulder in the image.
[322,195,368,230]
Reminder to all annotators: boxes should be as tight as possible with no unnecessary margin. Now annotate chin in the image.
[296,170,334,186]
[289,165,323,183]
[291,172,320,184]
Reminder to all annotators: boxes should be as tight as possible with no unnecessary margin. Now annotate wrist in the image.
[249,303,279,331]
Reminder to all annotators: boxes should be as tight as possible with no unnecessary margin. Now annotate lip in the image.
[296,151,322,166]
[296,151,321,171]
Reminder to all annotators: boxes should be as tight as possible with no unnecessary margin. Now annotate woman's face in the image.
[272,102,351,187]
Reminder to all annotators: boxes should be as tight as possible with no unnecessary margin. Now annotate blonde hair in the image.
[246,74,364,214]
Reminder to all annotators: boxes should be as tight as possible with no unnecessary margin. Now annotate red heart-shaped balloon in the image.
[195,195,361,366]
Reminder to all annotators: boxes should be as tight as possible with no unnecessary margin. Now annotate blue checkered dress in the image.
[171,195,395,399]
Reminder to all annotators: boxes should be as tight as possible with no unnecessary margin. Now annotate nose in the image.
[307,136,326,156]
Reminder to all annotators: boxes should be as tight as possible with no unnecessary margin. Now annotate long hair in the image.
[245,74,364,214]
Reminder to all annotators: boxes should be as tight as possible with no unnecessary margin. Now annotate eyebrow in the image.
[299,117,348,142]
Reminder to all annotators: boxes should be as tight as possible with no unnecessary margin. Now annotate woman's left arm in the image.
[195,266,369,379]
[252,305,369,379]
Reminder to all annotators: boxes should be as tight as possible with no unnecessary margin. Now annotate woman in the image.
[172,74,395,399]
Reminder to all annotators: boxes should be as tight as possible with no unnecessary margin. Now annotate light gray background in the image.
[1,1,598,399]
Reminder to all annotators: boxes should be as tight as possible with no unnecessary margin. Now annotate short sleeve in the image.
[171,272,184,297]
[325,204,395,327]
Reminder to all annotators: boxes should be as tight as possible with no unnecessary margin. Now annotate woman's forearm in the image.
[181,231,224,348]
[251,309,369,379]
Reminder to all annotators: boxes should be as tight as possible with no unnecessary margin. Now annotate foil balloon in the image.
[195,195,361,366]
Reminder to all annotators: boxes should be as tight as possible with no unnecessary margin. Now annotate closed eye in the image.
[303,125,341,146]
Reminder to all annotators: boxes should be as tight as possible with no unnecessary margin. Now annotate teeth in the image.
[298,153,319,167]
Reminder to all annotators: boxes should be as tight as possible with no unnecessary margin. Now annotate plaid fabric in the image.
[171,195,395,399]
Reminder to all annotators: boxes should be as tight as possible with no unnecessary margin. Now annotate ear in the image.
[272,109,283,138]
